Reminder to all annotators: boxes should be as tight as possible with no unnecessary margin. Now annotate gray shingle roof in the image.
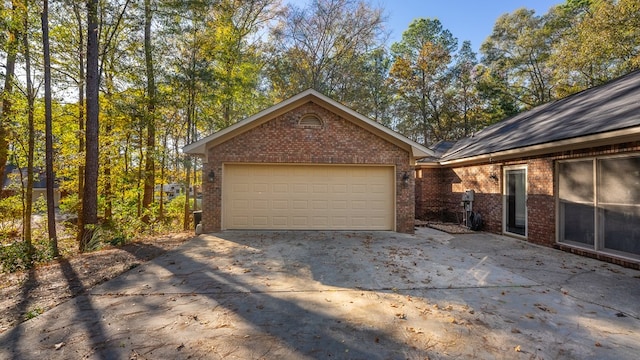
[439,69,640,162]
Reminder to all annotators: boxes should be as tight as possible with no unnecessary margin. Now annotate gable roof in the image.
[437,69,640,165]
[183,89,434,160]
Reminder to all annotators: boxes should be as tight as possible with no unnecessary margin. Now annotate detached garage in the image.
[183,90,432,233]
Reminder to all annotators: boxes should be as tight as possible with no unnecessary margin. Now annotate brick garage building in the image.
[416,70,640,268]
[184,89,432,234]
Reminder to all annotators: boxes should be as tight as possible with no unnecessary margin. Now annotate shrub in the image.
[0,238,56,273]
[0,195,22,241]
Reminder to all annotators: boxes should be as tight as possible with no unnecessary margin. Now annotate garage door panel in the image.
[253,216,268,226]
[292,216,308,226]
[370,200,386,210]
[352,184,367,193]
[231,216,249,227]
[352,200,367,209]
[293,200,308,209]
[253,199,267,208]
[332,216,347,226]
[332,200,348,209]
[273,216,288,226]
[253,183,268,193]
[352,217,367,226]
[312,200,328,209]
[233,199,249,209]
[313,217,329,226]
[272,200,288,209]
[352,168,368,177]
[330,168,349,177]
[332,184,348,193]
[233,183,249,192]
[254,167,271,176]
[223,164,393,230]
[312,184,328,193]
[273,183,288,193]
[293,184,308,193]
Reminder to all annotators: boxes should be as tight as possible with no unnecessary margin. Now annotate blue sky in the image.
[287,0,563,54]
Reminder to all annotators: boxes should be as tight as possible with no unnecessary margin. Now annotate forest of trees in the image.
[0,0,638,270]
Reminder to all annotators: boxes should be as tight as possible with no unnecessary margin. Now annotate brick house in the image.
[185,70,640,267]
[2,165,61,207]
[183,89,433,234]
[416,69,640,268]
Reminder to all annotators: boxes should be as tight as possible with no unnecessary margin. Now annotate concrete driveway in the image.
[1,228,639,359]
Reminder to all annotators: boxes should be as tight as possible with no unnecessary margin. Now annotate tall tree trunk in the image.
[183,72,196,230]
[141,0,156,224]
[72,1,86,244]
[103,149,112,221]
[0,1,18,189]
[22,1,34,260]
[42,0,58,257]
[137,126,144,218]
[80,0,100,251]
[103,90,113,222]
[159,130,168,221]
[103,66,116,222]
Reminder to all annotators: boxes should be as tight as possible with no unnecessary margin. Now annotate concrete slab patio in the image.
[1,228,639,359]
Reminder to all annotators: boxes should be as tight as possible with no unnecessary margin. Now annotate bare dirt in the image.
[0,231,193,334]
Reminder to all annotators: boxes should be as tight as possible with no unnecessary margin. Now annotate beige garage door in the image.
[223,164,394,230]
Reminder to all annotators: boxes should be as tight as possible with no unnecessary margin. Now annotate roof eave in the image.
[182,89,435,160]
[183,90,319,155]
[415,160,443,168]
[438,126,640,167]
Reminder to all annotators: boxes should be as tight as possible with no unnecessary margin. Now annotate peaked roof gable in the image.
[183,89,434,160]
[438,69,640,164]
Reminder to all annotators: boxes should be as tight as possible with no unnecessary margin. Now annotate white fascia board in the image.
[182,89,434,160]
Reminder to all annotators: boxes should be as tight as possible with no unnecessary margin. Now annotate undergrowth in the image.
[0,195,191,273]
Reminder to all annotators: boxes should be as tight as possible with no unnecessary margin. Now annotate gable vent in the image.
[298,115,323,128]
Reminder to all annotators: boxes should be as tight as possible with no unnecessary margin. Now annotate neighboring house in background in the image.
[154,183,185,202]
[184,89,433,234]
[416,69,640,268]
[154,183,203,209]
[185,71,640,268]
[1,165,61,207]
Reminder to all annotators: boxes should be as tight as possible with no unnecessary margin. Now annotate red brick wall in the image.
[416,164,503,232]
[417,160,556,245]
[416,141,640,252]
[415,167,445,220]
[526,158,555,246]
[202,101,415,233]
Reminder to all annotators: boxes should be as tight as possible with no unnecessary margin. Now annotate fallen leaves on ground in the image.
[0,232,193,333]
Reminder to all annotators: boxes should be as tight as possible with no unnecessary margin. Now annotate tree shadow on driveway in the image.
[86,232,429,359]
[4,260,118,360]
[4,230,640,359]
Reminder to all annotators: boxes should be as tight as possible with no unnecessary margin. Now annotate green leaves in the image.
[480,8,553,109]
[388,18,460,145]
[481,0,640,107]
